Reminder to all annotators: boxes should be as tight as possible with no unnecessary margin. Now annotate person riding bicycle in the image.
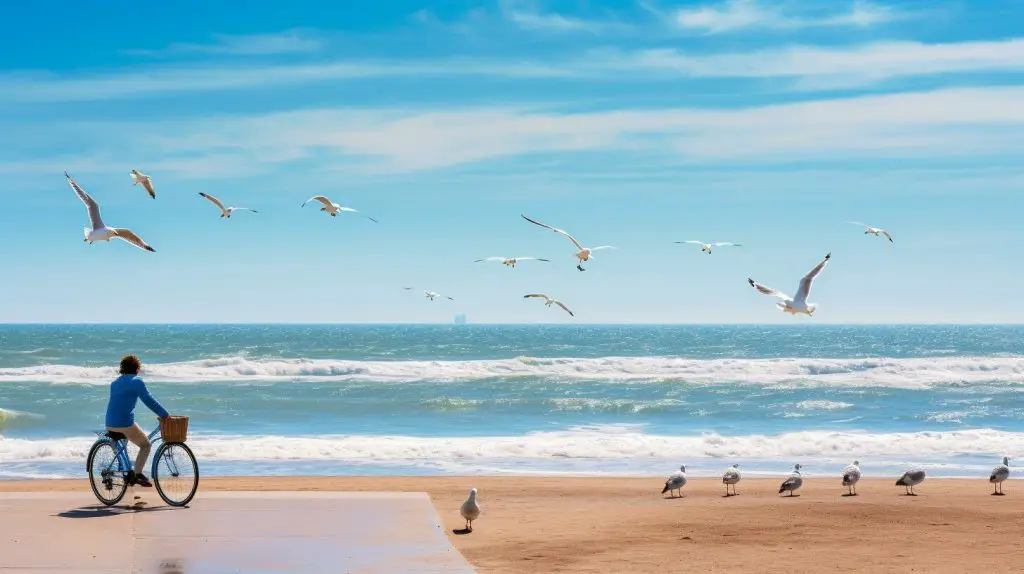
[105,354,169,488]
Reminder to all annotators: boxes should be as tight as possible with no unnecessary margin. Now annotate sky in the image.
[1,0,1023,323]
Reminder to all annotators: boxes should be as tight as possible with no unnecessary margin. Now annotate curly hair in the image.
[119,354,141,375]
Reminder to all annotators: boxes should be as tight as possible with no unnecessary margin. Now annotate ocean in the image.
[0,324,1021,480]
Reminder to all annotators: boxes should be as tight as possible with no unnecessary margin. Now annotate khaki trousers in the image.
[106,423,151,475]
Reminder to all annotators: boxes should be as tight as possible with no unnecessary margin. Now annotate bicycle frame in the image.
[90,424,182,479]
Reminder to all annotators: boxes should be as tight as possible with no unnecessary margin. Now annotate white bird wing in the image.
[712,242,741,247]
[338,206,379,223]
[66,172,104,229]
[523,293,550,300]
[140,176,155,198]
[848,221,871,229]
[748,278,790,301]
[302,195,333,208]
[676,240,705,246]
[232,207,258,213]
[110,228,155,252]
[881,230,893,243]
[555,301,574,317]
[512,257,549,262]
[590,245,617,251]
[794,253,831,303]
[198,192,226,212]
[475,257,504,263]
[521,215,584,251]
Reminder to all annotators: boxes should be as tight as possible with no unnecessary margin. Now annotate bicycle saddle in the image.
[106,431,127,441]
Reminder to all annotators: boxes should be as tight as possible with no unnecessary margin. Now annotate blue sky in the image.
[1,0,1023,323]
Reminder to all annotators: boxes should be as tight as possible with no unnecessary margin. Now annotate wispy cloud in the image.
[499,0,610,32]
[125,29,325,57]
[610,38,1024,87]
[13,87,1024,177]
[5,36,1024,102]
[674,0,898,34]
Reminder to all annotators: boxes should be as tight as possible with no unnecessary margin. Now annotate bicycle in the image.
[86,419,199,507]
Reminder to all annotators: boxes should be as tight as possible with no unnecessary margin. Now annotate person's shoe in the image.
[134,473,153,488]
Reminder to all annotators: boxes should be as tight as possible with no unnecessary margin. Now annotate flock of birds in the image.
[63,170,903,319]
[456,456,1012,534]
[661,457,1013,499]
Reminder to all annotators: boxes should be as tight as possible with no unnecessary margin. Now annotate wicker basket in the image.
[160,416,189,443]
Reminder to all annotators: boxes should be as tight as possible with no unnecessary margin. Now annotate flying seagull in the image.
[722,464,741,497]
[675,240,742,255]
[842,460,862,496]
[474,256,550,268]
[896,467,926,496]
[521,215,616,272]
[990,456,1010,495]
[404,287,454,301]
[198,193,257,218]
[523,293,574,317]
[65,172,155,253]
[460,488,481,532]
[129,170,156,199]
[302,195,378,222]
[778,463,804,497]
[661,465,687,498]
[848,221,893,243]
[747,253,831,316]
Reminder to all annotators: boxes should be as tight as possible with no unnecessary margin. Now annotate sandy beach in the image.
[3,476,1022,573]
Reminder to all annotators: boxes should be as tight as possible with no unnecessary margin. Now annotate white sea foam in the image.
[795,400,854,411]
[1,355,1024,388]
[2,426,1022,464]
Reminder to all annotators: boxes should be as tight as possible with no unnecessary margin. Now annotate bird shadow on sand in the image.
[841,493,859,497]
[662,496,686,501]
[56,503,177,519]
[452,528,473,536]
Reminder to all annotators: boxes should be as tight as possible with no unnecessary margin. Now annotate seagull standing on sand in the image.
[475,256,550,268]
[198,193,258,218]
[990,457,1010,495]
[722,464,741,496]
[779,464,803,497]
[302,195,378,222]
[675,240,741,255]
[460,488,481,532]
[521,215,616,272]
[65,172,155,253]
[661,465,687,498]
[896,467,926,495]
[848,221,893,243]
[404,287,454,301]
[842,460,862,496]
[523,294,574,317]
[747,253,831,316]
[129,170,156,199]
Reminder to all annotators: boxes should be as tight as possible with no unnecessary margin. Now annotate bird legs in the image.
[724,484,738,497]
[904,484,917,496]
[993,482,1005,496]
[847,485,857,496]
[464,518,473,532]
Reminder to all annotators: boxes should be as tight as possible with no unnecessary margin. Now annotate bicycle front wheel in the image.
[152,442,199,507]
[87,441,128,506]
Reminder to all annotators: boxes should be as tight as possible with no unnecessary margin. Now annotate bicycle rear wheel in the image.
[152,442,199,507]
[87,441,128,506]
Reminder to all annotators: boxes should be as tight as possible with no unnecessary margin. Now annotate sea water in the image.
[0,324,1021,480]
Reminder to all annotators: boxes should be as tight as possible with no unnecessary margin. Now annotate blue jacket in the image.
[105,374,169,428]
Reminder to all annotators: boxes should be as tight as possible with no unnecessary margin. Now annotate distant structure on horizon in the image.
[454,313,467,325]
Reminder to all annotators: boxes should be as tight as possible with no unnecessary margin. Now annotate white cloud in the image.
[125,29,325,57]
[12,87,1024,177]
[610,38,1024,87]
[5,35,1024,102]
[674,0,897,34]
[499,0,607,32]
